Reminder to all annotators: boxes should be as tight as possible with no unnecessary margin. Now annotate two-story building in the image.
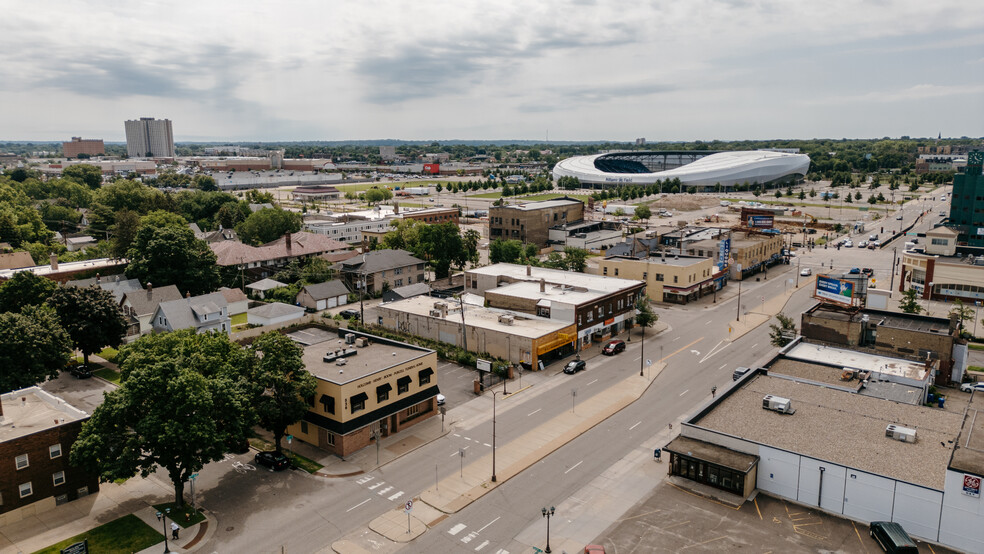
[597,254,722,304]
[120,284,183,336]
[333,249,427,294]
[151,292,230,334]
[489,197,585,247]
[898,226,984,302]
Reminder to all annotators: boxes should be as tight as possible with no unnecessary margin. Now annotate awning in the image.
[663,436,758,473]
[376,383,393,393]
[419,368,434,378]
[350,392,368,403]
[397,376,412,387]
[319,394,332,405]
[536,299,552,308]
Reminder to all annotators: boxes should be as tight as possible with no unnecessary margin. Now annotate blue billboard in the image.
[747,215,774,228]
[815,275,854,306]
[719,238,731,269]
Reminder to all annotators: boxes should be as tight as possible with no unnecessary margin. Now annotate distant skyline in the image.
[2,1,983,143]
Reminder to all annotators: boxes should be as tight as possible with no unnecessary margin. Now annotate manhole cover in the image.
[225,526,235,532]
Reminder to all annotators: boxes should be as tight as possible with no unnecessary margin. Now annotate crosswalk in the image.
[447,521,509,552]
[355,474,405,501]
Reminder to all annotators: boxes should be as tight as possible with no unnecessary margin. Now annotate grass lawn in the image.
[249,438,324,474]
[152,502,206,528]
[32,514,162,554]
[93,367,121,384]
[97,346,119,363]
[969,343,984,351]
[469,191,502,199]
[231,313,248,326]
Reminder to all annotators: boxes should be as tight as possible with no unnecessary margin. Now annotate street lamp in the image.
[490,390,498,482]
[541,506,555,553]
[155,508,172,553]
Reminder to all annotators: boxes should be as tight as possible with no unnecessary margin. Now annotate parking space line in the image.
[680,536,727,549]
[528,408,541,416]
[679,389,689,397]
[587,379,598,386]
[629,421,641,430]
[754,498,762,520]
[564,461,583,474]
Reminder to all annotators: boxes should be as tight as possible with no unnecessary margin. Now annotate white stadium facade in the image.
[552,150,811,190]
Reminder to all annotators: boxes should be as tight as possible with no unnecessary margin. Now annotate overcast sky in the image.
[2,0,982,142]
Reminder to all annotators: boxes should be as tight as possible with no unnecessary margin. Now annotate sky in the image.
[1,0,983,143]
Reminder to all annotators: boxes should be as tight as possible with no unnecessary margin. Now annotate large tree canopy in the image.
[71,330,259,506]
[126,217,219,295]
[0,305,72,393]
[0,271,57,313]
[253,332,317,453]
[236,208,302,246]
[62,164,103,189]
[49,286,126,367]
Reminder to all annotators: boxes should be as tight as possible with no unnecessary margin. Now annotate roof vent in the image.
[762,395,795,414]
[886,424,917,443]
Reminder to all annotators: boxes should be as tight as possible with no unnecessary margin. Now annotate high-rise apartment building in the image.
[124,117,174,158]
[62,137,105,158]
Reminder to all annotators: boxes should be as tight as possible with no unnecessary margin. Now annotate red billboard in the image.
[423,163,440,174]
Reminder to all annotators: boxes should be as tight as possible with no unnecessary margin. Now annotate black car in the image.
[563,360,586,374]
[339,309,360,320]
[861,268,874,277]
[255,450,290,471]
[69,364,92,379]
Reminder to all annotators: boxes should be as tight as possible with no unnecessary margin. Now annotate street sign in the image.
[405,499,413,512]
[190,473,198,480]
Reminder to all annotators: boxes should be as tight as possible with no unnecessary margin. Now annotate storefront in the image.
[664,436,759,499]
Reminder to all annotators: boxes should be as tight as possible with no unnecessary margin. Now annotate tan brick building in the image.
[489,197,584,247]
[62,137,105,158]
[597,254,721,304]
[728,231,785,280]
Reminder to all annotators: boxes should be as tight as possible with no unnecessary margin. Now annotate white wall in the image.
[797,457,846,514]
[940,470,984,553]
[758,446,801,500]
[893,482,942,541]
[842,470,895,524]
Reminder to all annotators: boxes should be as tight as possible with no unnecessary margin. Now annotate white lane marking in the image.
[448,523,467,536]
[477,516,501,533]
[377,486,393,495]
[679,389,689,396]
[672,337,681,341]
[564,461,583,474]
[495,550,510,554]
[388,491,404,501]
[368,482,383,490]
[475,540,490,551]
[356,476,373,484]
[629,421,641,431]
[699,340,730,364]
[453,434,462,437]
[705,320,712,325]
[587,379,598,386]
[483,443,491,447]
[462,533,476,543]
[719,364,727,370]
[346,498,371,512]
[751,343,758,349]
[528,408,542,416]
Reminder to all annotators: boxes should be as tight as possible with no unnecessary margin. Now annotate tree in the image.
[71,330,258,506]
[634,205,652,222]
[562,246,588,272]
[0,306,72,393]
[489,239,524,264]
[363,187,393,205]
[769,313,797,347]
[49,286,126,368]
[417,222,466,278]
[798,190,806,200]
[110,209,141,259]
[635,296,658,337]
[462,229,481,267]
[949,300,974,331]
[62,164,103,189]
[192,174,218,192]
[126,221,219,296]
[0,271,57,313]
[380,219,423,251]
[899,288,923,314]
[253,332,317,453]
[236,208,302,246]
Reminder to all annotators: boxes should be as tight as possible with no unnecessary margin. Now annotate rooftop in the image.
[694,374,964,489]
[0,387,89,442]
[467,263,644,294]
[783,341,931,382]
[490,281,611,306]
[492,197,582,211]
[950,392,984,476]
[0,257,127,280]
[298,330,433,384]
[380,296,572,339]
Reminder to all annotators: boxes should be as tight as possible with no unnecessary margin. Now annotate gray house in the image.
[296,280,349,311]
[151,292,230,334]
[334,249,426,294]
[66,275,144,303]
[120,284,183,336]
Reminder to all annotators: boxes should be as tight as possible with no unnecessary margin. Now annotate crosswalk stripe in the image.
[448,523,466,536]
[377,486,393,495]
[367,482,382,490]
[388,491,404,501]
[474,540,489,551]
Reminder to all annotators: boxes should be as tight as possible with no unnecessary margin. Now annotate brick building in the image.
[62,137,105,158]
[489,197,584,247]
[0,388,99,526]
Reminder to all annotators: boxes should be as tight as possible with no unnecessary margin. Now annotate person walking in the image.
[711,386,717,398]
[171,521,180,540]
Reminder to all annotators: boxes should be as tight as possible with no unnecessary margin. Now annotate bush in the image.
[456,351,476,367]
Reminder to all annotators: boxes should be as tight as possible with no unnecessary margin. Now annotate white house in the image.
[247,302,305,327]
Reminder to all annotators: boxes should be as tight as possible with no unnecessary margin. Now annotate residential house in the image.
[66,274,143,303]
[210,231,349,280]
[151,292,230,334]
[334,250,427,294]
[246,278,287,300]
[189,223,239,244]
[247,302,305,326]
[219,287,249,318]
[0,251,35,271]
[119,284,183,336]
[65,236,97,252]
[297,280,349,311]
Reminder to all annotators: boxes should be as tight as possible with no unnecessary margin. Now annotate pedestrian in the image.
[171,521,180,540]
[712,386,717,398]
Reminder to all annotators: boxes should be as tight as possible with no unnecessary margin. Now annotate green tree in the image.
[462,229,481,267]
[380,219,423,251]
[62,164,103,189]
[899,288,923,314]
[49,286,126,368]
[769,313,797,347]
[236,208,302,246]
[634,205,652,222]
[110,209,141,259]
[418,222,465,278]
[809,188,817,198]
[126,221,219,295]
[798,190,806,200]
[949,300,974,331]
[363,187,393,205]
[634,296,658,346]
[92,179,163,214]
[0,306,72,393]
[489,239,524,264]
[71,330,258,506]
[562,246,589,273]
[253,332,317,453]
[192,174,218,191]
[0,271,57,313]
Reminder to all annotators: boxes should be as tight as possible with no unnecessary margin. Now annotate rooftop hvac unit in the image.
[345,333,355,344]
[429,309,444,318]
[498,314,515,326]
[433,301,448,310]
[886,424,917,443]
[762,395,796,414]
[355,337,368,348]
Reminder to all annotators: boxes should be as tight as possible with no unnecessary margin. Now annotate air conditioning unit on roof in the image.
[886,424,917,443]
[762,395,795,414]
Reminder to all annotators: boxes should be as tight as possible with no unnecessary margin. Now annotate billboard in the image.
[423,163,440,174]
[747,215,774,228]
[719,238,731,269]
[815,275,855,306]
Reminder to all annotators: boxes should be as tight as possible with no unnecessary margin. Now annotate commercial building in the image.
[899,226,984,302]
[465,264,645,350]
[291,186,342,201]
[377,296,577,369]
[399,206,459,225]
[948,151,984,247]
[598,254,722,304]
[547,220,623,251]
[333,249,427,294]
[286,329,439,457]
[0,388,99,526]
[666,343,984,553]
[62,137,105,158]
[38,160,157,176]
[124,117,175,158]
[727,231,785,280]
[489,197,585,247]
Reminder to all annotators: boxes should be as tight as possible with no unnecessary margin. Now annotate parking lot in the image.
[40,369,116,414]
[593,479,957,553]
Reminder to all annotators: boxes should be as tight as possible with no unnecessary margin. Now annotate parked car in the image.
[255,450,290,471]
[867,241,879,249]
[858,240,868,248]
[584,546,607,554]
[602,339,626,355]
[800,268,812,276]
[564,360,586,374]
[69,364,92,379]
[436,393,446,405]
[339,309,360,320]
[849,268,861,274]
[869,234,878,241]
[843,240,853,247]
[861,268,874,277]
[960,382,984,393]
[869,521,918,553]
[895,214,903,220]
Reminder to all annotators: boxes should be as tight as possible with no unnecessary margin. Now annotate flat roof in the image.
[490,281,609,306]
[0,257,126,279]
[640,255,708,267]
[694,374,964,489]
[494,198,582,211]
[298,331,433,385]
[379,296,571,339]
[951,392,984,476]
[467,263,643,294]
[784,342,931,382]
[0,387,88,442]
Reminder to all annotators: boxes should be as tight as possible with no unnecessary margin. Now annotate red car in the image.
[602,339,625,355]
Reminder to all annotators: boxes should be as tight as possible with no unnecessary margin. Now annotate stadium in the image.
[552,150,811,190]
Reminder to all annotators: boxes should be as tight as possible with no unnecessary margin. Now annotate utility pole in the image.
[736,278,742,321]
[889,247,898,292]
[796,257,801,287]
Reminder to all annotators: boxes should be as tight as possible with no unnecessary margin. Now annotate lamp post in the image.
[541,506,555,553]
[639,316,645,377]
[490,390,498,483]
[155,508,172,553]
[736,278,742,321]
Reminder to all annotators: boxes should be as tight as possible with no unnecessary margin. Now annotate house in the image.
[333,249,427,294]
[0,251,36,271]
[120,284,183,336]
[151,292,230,334]
[65,236,97,252]
[189,223,239,244]
[382,283,431,303]
[0,387,100,526]
[210,231,349,278]
[246,278,288,300]
[297,280,349,311]
[219,287,249,317]
[65,274,144,303]
[247,302,305,326]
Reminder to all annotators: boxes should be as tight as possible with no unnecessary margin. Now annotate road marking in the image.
[448,523,466,536]
[719,364,727,370]
[528,408,541,416]
[368,482,383,490]
[483,443,491,447]
[461,533,476,543]
[356,476,373,484]
[679,389,689,396]
[388,491,403,500]
[699,340,730,364]
[565,461,583,474]
[377,486,393,495]
[453,434,462,437]
[751,343,758,349]
[494,550,509,554]
[587,379,598,386]
[672,336,680,341]
[629,421,641,431]
[477,516,500,533]
[474,540,489,551]
[346,499,371,512]
[705,320,712,325]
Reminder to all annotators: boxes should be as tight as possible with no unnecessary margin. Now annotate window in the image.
[419,367,434,385]
[49,444,62,459]
[397,375,412,394]
[932,238,948,245]
[408,404,420,416]
[603,267,608,275]
[53,471,65,486]
[673,275,678,283]
[655,273,664,282]
[642,272,647,279]
[300,421,308,434]
[19,482,32,498]
[587,311,593,322]
[350,392,368,413]
[614,268,619,276]
[320,394,335,414]
[326,433,335,446]
[376,383,392,402]
[15,454,28,470]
